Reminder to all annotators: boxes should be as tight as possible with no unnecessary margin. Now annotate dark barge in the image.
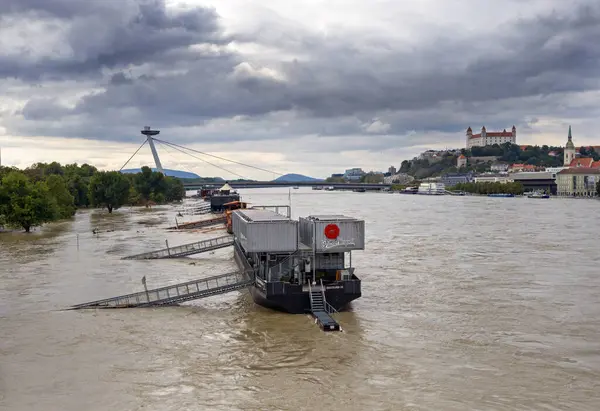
[231,208,363,316]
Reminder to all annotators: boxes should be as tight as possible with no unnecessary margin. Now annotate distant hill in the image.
[273,173,322,182]
[120,168,200,179]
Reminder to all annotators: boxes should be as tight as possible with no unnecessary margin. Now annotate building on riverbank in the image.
[556,168,600,197]
[511,172,557,195]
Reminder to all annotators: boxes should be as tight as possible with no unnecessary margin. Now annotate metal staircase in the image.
[71,270,255,309]
[308,280,340,332]
[123,235,233,260]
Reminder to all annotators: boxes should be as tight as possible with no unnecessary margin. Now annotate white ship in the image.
[417,182,446,195]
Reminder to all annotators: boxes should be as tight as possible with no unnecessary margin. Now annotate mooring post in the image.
[76,234,79,250]
[142,276,150,303]
[166,239,171,256]
[175,217,179,229]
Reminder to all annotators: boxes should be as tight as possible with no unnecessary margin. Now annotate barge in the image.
[417,182,446,195]
[231,209,363,314]
[209,183,241,212]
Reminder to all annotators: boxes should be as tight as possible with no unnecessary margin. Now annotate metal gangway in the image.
[444,189,467,196]
[177,204,212,216]
[71,270,255,309]
[308,280,340,332]
[123,235,233,260]
[169,215,226,230]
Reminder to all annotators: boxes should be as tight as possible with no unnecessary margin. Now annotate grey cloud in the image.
[0,0,227,81]
[2,0,600,153]
[86,3,600,118]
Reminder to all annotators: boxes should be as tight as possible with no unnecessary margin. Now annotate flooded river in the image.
[1,189,600,411]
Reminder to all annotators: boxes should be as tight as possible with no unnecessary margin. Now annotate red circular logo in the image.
[324,224,340,239]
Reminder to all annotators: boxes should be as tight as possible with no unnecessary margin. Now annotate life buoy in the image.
[324,224,340,239]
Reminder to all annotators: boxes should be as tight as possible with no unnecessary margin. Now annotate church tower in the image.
[564,125,576,166]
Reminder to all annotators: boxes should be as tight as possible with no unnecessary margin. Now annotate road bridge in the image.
[183,181,391,190]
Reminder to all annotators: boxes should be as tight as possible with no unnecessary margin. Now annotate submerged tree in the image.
[0,171,58,232]
[89,171,131,213]
[45,175,77,218]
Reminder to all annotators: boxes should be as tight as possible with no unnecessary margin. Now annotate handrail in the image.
[308,281,314,307]
[320,279,338,314]
[72,268,257,307]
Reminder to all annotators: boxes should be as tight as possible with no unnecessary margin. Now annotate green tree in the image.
[133,166,179,206]
[586,146,600,161]
[134,167,154,206]
[67,175,91,208]
[164,177,185,202]
[325,176,345,183]
[89,171,131,213]
[45,175,77,218]
[360,172,384,183]
[0,171,58,232]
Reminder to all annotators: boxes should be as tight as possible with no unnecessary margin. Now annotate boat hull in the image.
[233,241,361,314]
[248,283,360,314]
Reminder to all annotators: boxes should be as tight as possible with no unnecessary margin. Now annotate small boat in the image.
[398,187,418,194]
[293,186,299,189]
[527,191,550,199]
[353,188,366,193]
[487,193,515,198]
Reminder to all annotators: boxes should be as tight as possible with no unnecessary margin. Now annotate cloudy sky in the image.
[1,0,599,179]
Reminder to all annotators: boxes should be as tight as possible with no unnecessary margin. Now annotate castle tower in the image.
[512,125,517,143]
[564,125,576,166]
[466,126,472,147]
[457,154,467,168]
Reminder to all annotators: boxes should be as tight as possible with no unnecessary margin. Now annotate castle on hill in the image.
[466,126,517,149]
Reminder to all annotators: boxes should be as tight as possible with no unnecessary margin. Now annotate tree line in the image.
[0,163,185,232]
[452,181,525,195]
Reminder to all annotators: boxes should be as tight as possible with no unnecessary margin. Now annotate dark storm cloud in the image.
[0,0,228,81]
[2,0,600,146]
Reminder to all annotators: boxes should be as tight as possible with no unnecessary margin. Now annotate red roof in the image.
[593,161,600,168]
[458,154,466,159]
[569,157,594,168]
[558,167,600,175]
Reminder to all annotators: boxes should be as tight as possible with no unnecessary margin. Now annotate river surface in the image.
[1,189,599,411]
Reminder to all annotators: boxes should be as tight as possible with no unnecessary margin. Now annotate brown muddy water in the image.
[1,189,600,411]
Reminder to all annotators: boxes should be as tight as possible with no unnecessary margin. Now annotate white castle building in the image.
[466,126,517,149]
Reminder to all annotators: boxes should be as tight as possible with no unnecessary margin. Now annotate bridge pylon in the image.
[141,126,164,174]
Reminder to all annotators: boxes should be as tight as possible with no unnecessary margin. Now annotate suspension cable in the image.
[153,138,283,177]
[119,139,147,171]
[154,140,249,180]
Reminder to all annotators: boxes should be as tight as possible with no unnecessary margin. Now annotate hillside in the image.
[273,173,322,182]
[399,143,585,179]
[120,168,201,179]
